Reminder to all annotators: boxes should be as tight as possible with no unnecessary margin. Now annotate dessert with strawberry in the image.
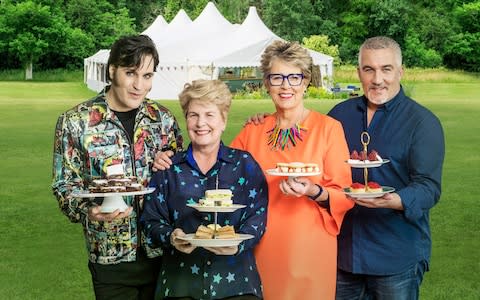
[367,181,383,193]
[348,149,382,163]
[349,182,365,193]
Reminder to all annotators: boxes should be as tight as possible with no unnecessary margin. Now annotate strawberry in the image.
[368,150,379,161]
[359,150,368,161]
[367,181,381,188]
[351,182,365,189]
[350,150,360,159]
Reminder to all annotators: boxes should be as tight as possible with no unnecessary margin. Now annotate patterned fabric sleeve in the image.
[235,153,268,253]
[143,171,174,248]
[51,113,90,224]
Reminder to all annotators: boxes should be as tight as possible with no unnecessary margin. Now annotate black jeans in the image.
[88,249,161,300]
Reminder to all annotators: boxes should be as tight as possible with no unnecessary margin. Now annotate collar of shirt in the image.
[171,142,234,173]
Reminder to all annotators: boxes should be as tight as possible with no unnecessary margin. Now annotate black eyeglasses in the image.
[267,73,304,86]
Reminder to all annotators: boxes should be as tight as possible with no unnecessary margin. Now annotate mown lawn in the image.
[0,80,478,299]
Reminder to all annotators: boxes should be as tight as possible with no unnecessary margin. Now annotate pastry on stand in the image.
[345,132,395,198]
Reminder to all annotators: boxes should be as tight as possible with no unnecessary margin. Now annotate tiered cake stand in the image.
[178,181,254,247]
[344,132,395,198]
[72,187,155,213]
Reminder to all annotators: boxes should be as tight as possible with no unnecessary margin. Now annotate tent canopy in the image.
[84,2,334,99]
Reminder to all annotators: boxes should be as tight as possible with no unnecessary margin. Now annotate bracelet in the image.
[308,184,323,201]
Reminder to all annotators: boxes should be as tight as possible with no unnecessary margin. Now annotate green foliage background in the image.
[0,0,479,73]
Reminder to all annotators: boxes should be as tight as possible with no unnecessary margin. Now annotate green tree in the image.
[443,1,480,71]
[454,1,480,33]
[263,0,322,42]
[216,0,251,24]
[164,0,209,21]
[403,30,442,68]
[302,35,341,66]
[65,0,136,49]
[2,1,68,79]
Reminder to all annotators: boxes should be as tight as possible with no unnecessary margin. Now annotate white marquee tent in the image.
[84,2,334,99]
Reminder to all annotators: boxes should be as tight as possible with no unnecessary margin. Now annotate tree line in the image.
[1,0,479,77]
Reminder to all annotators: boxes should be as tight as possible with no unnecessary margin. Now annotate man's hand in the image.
[352,192,404,210]
[170,228,196,254]
[152,150,174,172]
[244,112,270,126]
[88,206,133,222]
[203,245,238,255]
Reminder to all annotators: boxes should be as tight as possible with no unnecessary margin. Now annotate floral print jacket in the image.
[52,91,183,264]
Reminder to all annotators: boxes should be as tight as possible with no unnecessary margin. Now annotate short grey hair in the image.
[358,36,402,67]
[260,40,312,81]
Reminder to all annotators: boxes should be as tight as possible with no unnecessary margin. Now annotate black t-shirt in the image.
[112,108,138,143]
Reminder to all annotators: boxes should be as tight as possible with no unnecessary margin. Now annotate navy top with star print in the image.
[143,142,268,299]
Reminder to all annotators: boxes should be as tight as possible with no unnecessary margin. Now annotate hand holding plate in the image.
[171,228,197,254]
[88,205,133,222]
[352,192,403,210]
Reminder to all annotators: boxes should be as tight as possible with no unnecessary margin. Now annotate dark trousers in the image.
[88,250,161,300]
[336,261,427,300]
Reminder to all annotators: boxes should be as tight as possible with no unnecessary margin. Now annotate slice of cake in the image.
[214,225,236,239]
[194,224,236,239]
[366,181,382,193]
[195,225,214,239]
[305,163,320,173]
[199,189,233,207]
[276,162,289,173]
[106,164,124,179]
[350,182,365,193]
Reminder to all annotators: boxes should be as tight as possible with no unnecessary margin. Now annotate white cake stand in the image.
[72,187,155,213]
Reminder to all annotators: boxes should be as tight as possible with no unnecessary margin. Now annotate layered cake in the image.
[88,164,143,193]
[275,162,320,173]
[195,224,236,239]
[199,189,233,207]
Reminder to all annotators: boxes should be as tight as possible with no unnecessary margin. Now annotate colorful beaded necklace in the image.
[267,110,308,151]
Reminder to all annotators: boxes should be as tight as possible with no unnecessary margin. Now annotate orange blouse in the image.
[231,111,353,300]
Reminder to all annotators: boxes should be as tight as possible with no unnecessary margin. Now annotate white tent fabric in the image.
[141,15,167,37]
[83,2,334,99]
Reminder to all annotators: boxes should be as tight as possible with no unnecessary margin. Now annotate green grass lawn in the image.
[0,80,479,299]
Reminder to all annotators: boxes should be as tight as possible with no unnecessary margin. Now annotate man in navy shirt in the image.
[328,36,445,300]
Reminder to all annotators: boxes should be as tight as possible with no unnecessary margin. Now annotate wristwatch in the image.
[308,184,323,201]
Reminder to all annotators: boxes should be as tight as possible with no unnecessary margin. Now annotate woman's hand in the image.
[279,176,317,198]
[203,245,238,255]
[88,206,133,222]
[170,228,197,254]
[244,112,270,126]
[152,150,174,172]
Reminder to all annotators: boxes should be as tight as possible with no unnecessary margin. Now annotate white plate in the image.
[346,159,390,168]
[343,186,395,199]
[71,187,155,198]
[177,233,254,247]
[187,203,246,213]
[266,169,321,177]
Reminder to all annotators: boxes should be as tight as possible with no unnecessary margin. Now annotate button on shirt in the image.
[143,143,268,299]
[328,87,445,275]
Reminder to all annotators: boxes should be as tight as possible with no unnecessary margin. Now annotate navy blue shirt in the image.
[143,143,268,299]
[328,87,444,275]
